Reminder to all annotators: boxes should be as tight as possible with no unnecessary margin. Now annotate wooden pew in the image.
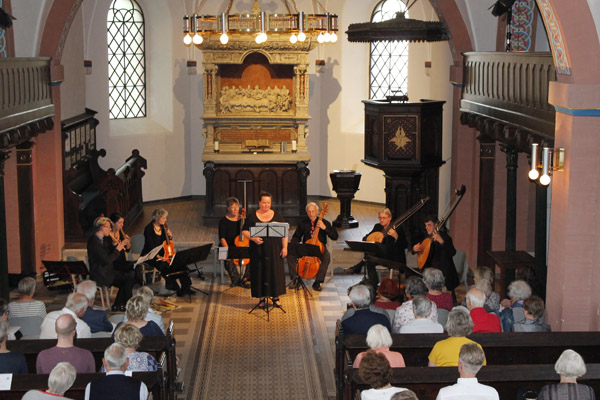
[344,364,600,400]
[4,370,164,400]
[335,320,600,399]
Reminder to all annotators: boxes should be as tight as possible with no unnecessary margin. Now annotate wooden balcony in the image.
[0,57,55,150]
[460,52,556,150]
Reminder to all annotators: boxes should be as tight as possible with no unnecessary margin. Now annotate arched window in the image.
[369,0,409,99]
[107,0,146,119]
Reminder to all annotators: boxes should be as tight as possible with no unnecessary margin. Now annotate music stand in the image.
[248,222,289,321]
[167,244,212,300]
[287,242,323,296]
[42,260,89,291]
[345,240,386,280]
[219,246,251,292]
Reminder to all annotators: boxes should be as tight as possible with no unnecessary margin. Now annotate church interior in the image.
[2,0,600,398]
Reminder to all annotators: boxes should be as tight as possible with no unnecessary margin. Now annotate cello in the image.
[297,203,328,279]
[162,223,176,263]
[233,208,250,266]
[416,185,466,269]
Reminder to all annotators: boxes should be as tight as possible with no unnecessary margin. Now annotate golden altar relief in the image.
[219,85,292,114]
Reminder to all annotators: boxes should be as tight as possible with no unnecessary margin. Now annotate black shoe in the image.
[312,281,323,291]
[288,280,299,290]
[111,304,120,312]
[240,279,251,289]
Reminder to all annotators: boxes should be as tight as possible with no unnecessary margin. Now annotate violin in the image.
[233,208,250,266]
[162,223,175,263]
[298,204,328,279]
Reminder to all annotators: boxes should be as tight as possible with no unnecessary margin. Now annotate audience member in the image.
[22,362,77,400]
[36,314,95,374]
[399,296,444,334]
[466,288,501,333]
[423,268,453,311]
[435,343,499,399]
[116,296,164,337]
[122,286,165,333]
[0,299,17,340]
[102,324,158,372]
[473,267,500,313]
[537,349,596,400]
[391,390,419,400]
[512,296,551,332]
[40,293,92,339]
[428,309,484,367]
[359,350,407,400]
[374,278,402,311]
[76,280,113,334]
[8,276,47,319]
[0,320,27,373]
[84,343,148,400]
[353,324,405,368]
[392,277,438,333]
[342,285,391,334]
[516,266,544,298]
[499,280,531,332]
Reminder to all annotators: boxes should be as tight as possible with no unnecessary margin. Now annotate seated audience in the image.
[435,343,499,399]
[76,280,113,334]
[537,349,596,400]
[516,266,544,298]
[342,285,391,334]
[36,314,95,374]
[353,324,405,368]
[466,288,501,333]
[40,293,92,339]
[374,278,402,313]
[391,390,419,400]
[473,267,500,313]
[0,320,27,373]
[399,295,444,334]
[22,362,77,400]
[8,276,47,319]
[392,277,438,333]
[116,295,164,337]
[0,299,17,340]
[423,268,453,311]
[359,350,407,400]
[512,295,551,332]
[122,286,165,334]
[499,280,531,332]
[102,324,158,372]
[85,343,149,400]
[428,309,484,367]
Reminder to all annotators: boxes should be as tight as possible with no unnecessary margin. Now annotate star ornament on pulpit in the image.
[390,126,411,150]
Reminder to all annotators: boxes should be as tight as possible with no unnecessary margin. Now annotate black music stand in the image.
[42,260,89,291]
[248,222,289,321]
[221,246,251,293]
[345,240,386,280]
[287,242,323,296]
[167,244,212,300]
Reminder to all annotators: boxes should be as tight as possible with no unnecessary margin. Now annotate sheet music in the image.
[134,244,164,266]
[0,374,11,390]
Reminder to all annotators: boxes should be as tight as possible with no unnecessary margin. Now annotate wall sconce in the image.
[528,143,565,186]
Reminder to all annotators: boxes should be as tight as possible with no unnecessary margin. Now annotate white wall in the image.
[11,0,52,57]
[60,7,86,120]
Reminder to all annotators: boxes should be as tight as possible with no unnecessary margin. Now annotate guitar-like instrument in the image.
[162,223,175,263]
[416,185,466,269]
[233,208,250,266]
[366,197,431,243]
[298,203,328,279]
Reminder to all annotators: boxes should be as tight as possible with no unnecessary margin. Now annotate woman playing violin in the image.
[218,197,251,288]
[242,191,288,308]
[141,208,192,296]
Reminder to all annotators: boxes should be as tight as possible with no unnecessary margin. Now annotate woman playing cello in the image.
[218,197,251,288]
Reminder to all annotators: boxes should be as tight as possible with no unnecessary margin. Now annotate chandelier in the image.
[182,0,338,47]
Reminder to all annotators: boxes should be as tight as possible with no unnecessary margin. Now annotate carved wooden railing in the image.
[460,52,556,144]
[0,57,55,149]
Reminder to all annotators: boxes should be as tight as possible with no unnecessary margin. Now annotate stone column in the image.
[0,151,11,300]
[16,141,36,274]
[502,144,519,252]
[477,135,496,266]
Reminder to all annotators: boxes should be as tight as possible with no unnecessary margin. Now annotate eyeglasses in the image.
[102,224,111,229]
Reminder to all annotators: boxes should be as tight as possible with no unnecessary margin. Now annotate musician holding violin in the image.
[141,208,192,296]
[288,202,338,292]
[218,197,251,288]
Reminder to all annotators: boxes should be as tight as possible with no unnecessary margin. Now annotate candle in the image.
[214,141,219,152]
[292,140,297,152]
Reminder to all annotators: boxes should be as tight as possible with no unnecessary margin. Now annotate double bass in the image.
[233,208,250,266]
[417,185,466,269]
[297,203,328,279]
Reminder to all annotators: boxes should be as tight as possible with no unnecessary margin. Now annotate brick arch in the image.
[39,0,82,62]
[430,0,473,65]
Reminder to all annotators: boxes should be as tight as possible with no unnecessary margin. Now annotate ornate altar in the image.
[361,99,445,236]
[200,32,317,224]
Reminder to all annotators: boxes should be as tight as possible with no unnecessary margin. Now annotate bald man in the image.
[36,314,96,374]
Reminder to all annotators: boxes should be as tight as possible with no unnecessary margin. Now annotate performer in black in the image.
[218,197,251,288]
[242,191,288,308]
[412,214,459,300]
[87,216,135,311]
[288,202,338,291]
[108,212,144,285]
[141,208,192,296]
[345,208,407,288]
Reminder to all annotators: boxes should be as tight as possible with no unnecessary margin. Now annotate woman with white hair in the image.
[8,276,47,319]
[353,324,405,368]
[102,324,158,372]
[428,310,484,367]
[499,280,532,332]
[537,349,596,399]
[22,362,77,399]
[423,268,453,311]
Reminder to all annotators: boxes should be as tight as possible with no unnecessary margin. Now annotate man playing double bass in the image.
[287,202,338,291]
[345,208,407,288]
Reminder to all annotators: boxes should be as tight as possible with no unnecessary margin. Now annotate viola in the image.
[298,204,328,279]
[162,223,175,263]
[233,208,250,267]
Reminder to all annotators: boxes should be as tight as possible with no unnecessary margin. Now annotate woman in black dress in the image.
[242,191,288,308]
[141,208,192,296]
[218,197,251,287]
[109,212,142,285]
